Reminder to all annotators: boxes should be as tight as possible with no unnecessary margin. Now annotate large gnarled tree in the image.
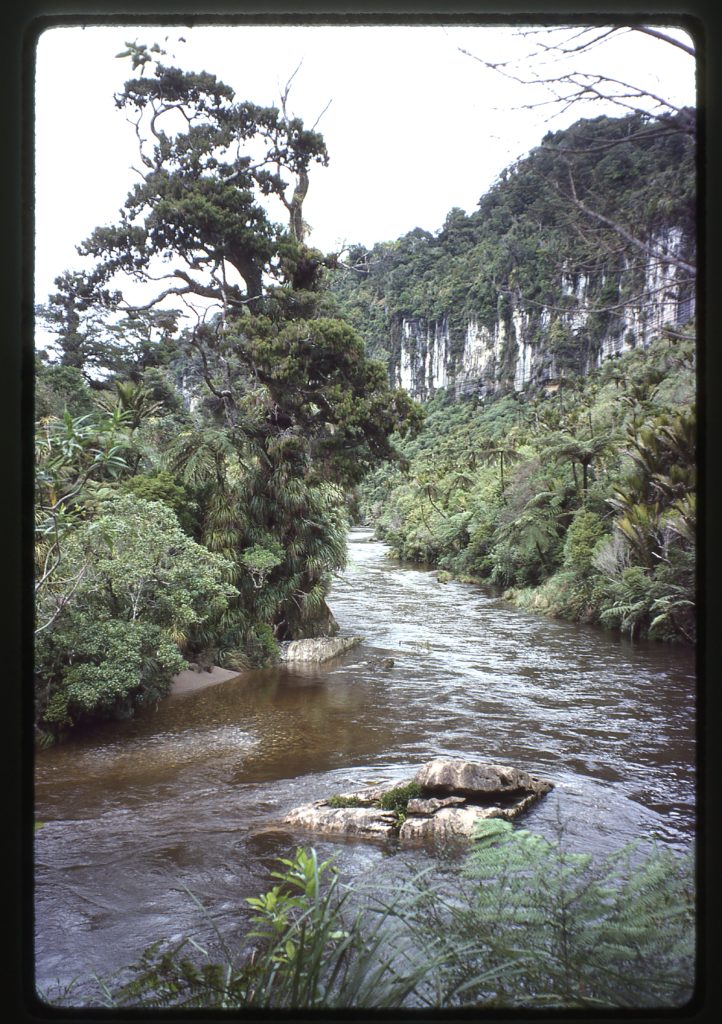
[75,42,422,643]
[80,41,329,316]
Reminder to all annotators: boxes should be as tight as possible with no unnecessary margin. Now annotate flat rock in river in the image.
[284,804,397,837]
[282,758,553,842]
[413,757,552,799]
[280,636,362,663]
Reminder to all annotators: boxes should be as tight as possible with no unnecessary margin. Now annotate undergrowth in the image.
[40,827,695,1011]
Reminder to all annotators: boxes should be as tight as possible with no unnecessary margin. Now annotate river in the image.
[34,528,696,1003]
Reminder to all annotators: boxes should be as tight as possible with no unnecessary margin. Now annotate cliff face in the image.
[332,109,696,403]
[389,226,694,401]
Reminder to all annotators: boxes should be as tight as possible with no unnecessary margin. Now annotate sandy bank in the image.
[170,665,243,694]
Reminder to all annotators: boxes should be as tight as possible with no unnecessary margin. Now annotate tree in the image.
[79,41,330,316]
[35,495,237,733]
[474,438,522,498]
[35,270,116,375]
[69,44,423,647]
[238,312,423,488]
[543,431,613,497]
[35,271,181,381]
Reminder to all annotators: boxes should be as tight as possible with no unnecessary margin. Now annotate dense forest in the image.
[33,43,421,742]
[34,45,696,744]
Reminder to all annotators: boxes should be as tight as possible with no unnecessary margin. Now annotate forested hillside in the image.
[330,109,695,399]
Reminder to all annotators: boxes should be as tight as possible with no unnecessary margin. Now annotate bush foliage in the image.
[359,332,695,644]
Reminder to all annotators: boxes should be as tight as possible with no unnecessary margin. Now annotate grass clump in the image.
[326,781,423,821]
[378,781,423,814]
[327,795,366,809]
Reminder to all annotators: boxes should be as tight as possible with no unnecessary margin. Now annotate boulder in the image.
[280,636,362,663]
[282,758,553,842]
[414,758,552,799]
[400,804,505,840]
[284,803,397,838]
[333,780,401,804]
[406,795,466,815]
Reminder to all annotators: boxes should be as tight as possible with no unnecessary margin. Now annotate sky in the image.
[33,20,696,313]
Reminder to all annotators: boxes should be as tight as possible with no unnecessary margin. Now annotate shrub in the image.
[120,471,198,534]
[448,820,694,1008]
[563,508,609,577]
[35,495,237,732]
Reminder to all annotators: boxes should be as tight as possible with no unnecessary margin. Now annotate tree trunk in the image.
[230,253,264,312]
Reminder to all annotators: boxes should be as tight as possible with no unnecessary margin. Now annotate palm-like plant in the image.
[606,495,663,568]
[623,410,695,502]
[475,439,522,498]
[94,380,166,431]
[543,431,613,497]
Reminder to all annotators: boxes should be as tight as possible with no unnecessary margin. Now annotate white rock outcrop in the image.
[283,758,553,842]
[392,226,694,401]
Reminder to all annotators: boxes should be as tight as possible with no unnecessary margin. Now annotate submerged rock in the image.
[283,758,553,842]
[279,636,362,663]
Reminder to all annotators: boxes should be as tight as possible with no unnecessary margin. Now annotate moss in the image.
[326,781,424,829]
[327,795,366,809]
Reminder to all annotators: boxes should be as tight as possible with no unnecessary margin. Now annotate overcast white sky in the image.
[33,21,696,310]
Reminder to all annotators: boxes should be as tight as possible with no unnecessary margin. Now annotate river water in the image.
[34,528,696,1002]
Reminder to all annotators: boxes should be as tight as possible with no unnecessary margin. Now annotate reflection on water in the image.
[35,529,696,998]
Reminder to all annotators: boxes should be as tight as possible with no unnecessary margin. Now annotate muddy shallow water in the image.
[34,528,696,1000]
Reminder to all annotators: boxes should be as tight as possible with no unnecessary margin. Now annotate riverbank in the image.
[170,665,243,694]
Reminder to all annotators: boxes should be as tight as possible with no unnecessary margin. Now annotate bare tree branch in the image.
[561,160,695,275]
[311,98,333,132]
[633,26,695,57]
[459,24,694,128]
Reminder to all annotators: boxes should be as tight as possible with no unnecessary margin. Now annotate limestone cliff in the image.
[332,109,696,403]
[388,225,694,401]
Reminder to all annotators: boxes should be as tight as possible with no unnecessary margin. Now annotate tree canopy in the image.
[80,41,329,315]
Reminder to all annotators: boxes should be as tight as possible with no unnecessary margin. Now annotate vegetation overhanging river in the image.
[34,528,696,1001]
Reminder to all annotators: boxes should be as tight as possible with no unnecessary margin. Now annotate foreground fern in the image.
[46,834,694,1010]
[412,819,695,1009]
